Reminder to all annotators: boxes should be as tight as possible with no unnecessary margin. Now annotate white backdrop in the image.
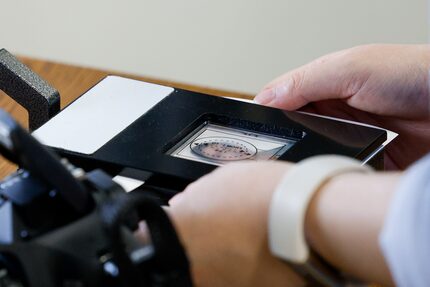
[0,0,428,94]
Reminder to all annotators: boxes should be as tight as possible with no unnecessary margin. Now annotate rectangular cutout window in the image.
[168,122,297,166]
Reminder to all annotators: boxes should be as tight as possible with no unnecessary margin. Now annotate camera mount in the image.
[0,49,192,287]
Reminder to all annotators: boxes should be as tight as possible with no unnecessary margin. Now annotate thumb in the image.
[255,50,360,110]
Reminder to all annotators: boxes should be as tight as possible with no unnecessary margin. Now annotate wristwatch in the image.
[268,155,373,286]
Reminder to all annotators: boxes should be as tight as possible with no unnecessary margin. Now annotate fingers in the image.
[255,49,364,110]
[254,68,310,110]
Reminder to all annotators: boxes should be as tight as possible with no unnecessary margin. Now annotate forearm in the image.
[304,172,402,285]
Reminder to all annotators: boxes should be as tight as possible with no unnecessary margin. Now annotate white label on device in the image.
[33,76,174,154]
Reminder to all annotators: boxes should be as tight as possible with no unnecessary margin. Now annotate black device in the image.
[0,49,192,287]
[33,76,387,196]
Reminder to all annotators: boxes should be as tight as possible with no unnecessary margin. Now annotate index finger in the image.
[255,49,362,110]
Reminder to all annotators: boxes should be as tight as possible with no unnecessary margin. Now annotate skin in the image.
[162,164,400,286]
[305,172,399,286]
[167,162,305,287]
[137,44,430,286]
[255,44,430,170]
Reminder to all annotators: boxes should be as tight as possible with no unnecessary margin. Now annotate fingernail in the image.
[255,88,274,104]
[274,83,290,98]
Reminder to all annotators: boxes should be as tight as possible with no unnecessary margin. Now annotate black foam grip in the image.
[0,49,60,131]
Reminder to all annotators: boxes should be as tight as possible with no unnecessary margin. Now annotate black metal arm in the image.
[0,49,60,131]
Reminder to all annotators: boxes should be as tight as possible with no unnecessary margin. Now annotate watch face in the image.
[190,137,257,161]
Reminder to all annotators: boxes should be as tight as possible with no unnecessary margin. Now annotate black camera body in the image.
[0,167,190,287]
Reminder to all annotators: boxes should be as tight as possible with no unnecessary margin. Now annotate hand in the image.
[140,162,304,287]
[255,44,430,169]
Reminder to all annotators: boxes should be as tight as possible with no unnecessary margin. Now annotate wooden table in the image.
[0,57,253,179]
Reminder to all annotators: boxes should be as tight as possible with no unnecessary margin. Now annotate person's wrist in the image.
[268,156,371,263]
[304,172,364,255]
[303,171,400,284]
[268,156,373,286]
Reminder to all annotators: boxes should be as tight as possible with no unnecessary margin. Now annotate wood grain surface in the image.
[0,57,253,179]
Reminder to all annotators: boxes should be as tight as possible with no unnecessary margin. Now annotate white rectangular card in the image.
[33,76,174,154]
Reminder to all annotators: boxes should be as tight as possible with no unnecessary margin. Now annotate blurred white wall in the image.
[0,0,428,94]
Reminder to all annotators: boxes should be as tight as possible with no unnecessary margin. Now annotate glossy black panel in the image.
[56,88,386,185]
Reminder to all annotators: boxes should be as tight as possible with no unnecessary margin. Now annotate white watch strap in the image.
[268,155,372,264]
